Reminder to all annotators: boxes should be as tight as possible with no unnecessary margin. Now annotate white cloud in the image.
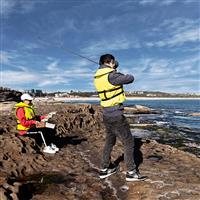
[0,0,16,16]
[138,59,172,78]
[183,0,198,3]
[69,59,96,68]
[0,50,40,71]
[159,0,176,5]
[169,28,199,46]
[63,67,94,78]
[0,0,44,17]
[46,59,95,78]
[46,61,59,71]
[152,28,200,47]
[0,51,11,64]
[147,59,170,74]
[176,54,200,66]
[1,70,38,85]
[1,69,70,88]
[53,18,78,39]
[139,0,157,5]
[139,0,176,5]
[82,37,140,56]
[20,1,37,13]
[145,18,200,48]
[121,53,199,81]
[88,16,120,32]
[23,43,40,50]
[38,77,69,87]
[131,73,199,93]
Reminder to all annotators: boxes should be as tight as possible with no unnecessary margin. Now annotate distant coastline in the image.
[35,96,200,102]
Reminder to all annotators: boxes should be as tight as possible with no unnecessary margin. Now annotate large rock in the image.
[189,112,200,116]
[124,105,158,114]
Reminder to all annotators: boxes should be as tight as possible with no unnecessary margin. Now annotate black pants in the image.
[102,114,136,172]
[23,128,55,146]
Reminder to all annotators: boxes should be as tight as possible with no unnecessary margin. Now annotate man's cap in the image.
[21,93,33,101]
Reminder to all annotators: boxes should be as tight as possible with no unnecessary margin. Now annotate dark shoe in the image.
[99,166,118,179]
[126,170,147,182]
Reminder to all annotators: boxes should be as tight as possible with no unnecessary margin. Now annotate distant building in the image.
[24,89,43,97]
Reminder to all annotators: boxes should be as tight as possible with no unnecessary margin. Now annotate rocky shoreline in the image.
[0,102,200,200]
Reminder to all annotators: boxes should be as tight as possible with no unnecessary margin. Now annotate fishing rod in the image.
[37,37,98,65]
[61,47,98,64]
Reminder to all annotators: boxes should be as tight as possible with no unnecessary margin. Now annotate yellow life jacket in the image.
[94,67,126,107]
[15,102,36,131]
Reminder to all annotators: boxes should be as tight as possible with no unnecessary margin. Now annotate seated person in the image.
[15,93,58,154]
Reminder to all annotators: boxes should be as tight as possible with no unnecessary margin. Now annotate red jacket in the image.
[16,107,45,135]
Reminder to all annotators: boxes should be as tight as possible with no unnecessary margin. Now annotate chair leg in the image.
[38,131,47,147]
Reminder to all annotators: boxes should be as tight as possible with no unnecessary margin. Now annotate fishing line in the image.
[36,36,98,64]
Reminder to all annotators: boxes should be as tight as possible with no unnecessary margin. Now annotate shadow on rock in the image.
[12,172,77,200]
[20,128,87,150]
[56,135,87,148]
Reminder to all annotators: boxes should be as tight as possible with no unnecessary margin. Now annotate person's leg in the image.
[99,116,118,179]
[115,115,136,172]
[101,116,117,169]
[116,115,147,181]
[25,128,44,146]
[39,128,57,145]
[28,128,58,153]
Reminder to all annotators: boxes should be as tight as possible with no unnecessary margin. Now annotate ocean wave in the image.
[174,110,184,114]
[155,121,169,126]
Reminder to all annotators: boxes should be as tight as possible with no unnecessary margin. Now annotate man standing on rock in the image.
[94,54,145,181]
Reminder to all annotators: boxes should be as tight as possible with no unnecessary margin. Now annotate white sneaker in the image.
[43,146,56,154]
[50,143,59,152]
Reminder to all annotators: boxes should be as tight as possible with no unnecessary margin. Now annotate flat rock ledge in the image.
[0,103,200,200]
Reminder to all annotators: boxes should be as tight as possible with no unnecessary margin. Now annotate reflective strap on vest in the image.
[102,90,124,101]
[97,85,122,94]
[97,86,124,101]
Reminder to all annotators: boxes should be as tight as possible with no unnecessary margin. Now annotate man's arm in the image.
[108,71,134,85]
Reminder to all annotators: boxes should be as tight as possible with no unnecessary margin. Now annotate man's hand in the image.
[36,121,46,128]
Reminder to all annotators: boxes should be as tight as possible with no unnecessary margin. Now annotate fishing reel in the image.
[114,60,119,69]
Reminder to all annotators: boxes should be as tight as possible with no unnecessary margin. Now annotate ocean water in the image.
[125,99,200,154]
[125,99,200,131]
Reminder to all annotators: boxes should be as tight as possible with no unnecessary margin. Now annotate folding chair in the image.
[27,131,47,147]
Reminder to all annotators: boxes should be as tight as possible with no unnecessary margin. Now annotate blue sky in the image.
[1,0,200,93]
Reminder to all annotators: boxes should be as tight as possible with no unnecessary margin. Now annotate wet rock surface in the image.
[124,105,159,115]
[0,102,200,200]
